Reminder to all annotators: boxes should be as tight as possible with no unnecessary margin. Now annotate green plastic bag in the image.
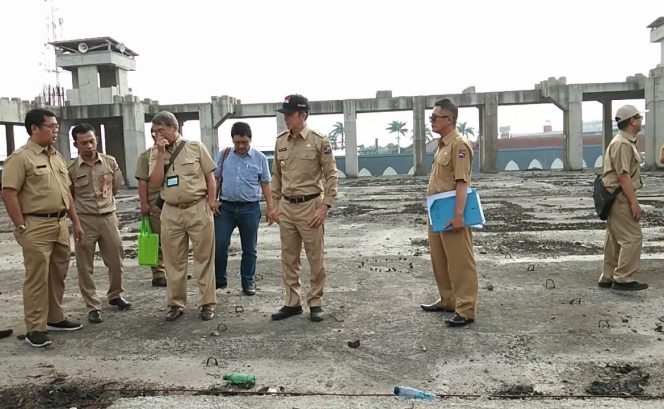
[138,216,159,266]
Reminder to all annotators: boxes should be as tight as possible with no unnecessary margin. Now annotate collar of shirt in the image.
[26,140,55,155]
[617,130,637,143]
[288,125,309,140]
[440,128,461,147]
[75,152,102,168]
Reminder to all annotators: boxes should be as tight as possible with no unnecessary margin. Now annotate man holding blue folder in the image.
[420,98,478,327]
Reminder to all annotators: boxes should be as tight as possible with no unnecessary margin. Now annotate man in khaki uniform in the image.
[266,94,339,322]
[68,123,132,324]
[598,105,648,291]
[420,98,478,327]
[1,108,84,348]
[135,133,167,287]
[148,111,217,321]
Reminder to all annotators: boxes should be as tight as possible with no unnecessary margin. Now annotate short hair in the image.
[433,98,458,123]
[71,123,96,142]
[24,108,57,135]
[617,119,630,131]
[151,111,178,127]
[230,122,252,139]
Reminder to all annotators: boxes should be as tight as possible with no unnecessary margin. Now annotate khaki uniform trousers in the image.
[600,193,642,283]
[278,196,326,308]
[148,210,166,279]
[15,217,70,332]
[75,213,125,311]
[161,199,216,309]
[428,223,478,320]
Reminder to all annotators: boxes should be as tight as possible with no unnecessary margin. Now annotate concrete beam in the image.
[479,93,498,173]
[198,105,218,155]
[5,124,15,155]
[343,100,358,178]
[412,96,426,176]
[645,66,664,168]
[563,85,584,170]
[601,100,613,155]
[120,102,145,187]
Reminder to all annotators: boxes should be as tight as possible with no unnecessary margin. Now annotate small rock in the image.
[325,380,333,387]
[486,284,494,291]
[347,340,360,349]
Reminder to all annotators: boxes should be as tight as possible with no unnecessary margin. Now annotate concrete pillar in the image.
[178,119,186,137]
[5,124,15,155]
[563,85,583,170]
[479,93,498,173]
[646,66,664,168]
[601,100,614,153]
[120,100,145,187]
[56,119,73,160]
[342,100,358,178]
[412,96,426,176]
[104,120,125,179]
[276,113,288,134]
[199,105,218,156]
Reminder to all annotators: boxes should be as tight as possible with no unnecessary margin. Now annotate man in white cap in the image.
[598,105,648,291]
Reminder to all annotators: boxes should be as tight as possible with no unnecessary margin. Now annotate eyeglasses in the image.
[429,115,450,123]
[41,123,60,131]
[151,127,172,136]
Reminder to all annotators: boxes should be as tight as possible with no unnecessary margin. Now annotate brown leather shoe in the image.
[420,303,454,312]
[200,305,215,321]
[165,306,184,321]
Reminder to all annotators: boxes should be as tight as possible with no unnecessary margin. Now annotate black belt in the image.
[221,200,259,206]
[284,193,320,204]
[25,210,66,218]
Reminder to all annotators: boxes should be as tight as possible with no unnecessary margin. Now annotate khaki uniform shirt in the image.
[135,148,161,207]
[271,125,339,207]
[1,140,70,213]
[427,129,474,195]
[148,137,216,205]
[602,130,643,192]
[68,153,124,215]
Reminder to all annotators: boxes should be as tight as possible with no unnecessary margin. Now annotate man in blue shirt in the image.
[213,122,273,295]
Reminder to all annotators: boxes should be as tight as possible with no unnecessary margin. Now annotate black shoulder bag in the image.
[155,141,187,209]
[593,174,621,221]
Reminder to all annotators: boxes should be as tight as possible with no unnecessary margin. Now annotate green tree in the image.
[410,125,434,143]
[386,120,408,154]
[457,121,476,140]
[329,121,345,149]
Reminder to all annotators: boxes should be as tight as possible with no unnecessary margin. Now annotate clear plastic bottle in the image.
[393,385,435,400]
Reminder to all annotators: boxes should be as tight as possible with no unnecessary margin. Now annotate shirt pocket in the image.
[435,151,452,166]
[299,149,317,160]
[239,163,260,183]
[74,174,90,187]
[28,166,50,189]
[179,160,199,176]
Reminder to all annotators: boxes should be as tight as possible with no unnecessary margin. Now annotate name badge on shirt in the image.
[166,176,179,187]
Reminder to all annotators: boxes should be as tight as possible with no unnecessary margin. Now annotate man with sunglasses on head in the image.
[1,108,84,348]
[598,105,648,291]
[420,98,478,327]
[148,111,218,322]
[267,94,338,322]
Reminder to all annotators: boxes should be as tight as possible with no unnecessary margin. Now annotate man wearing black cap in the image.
[267,94,339,322]
[598,104,648,291]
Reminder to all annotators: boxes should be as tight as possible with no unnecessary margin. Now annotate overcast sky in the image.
[0,0,662,152]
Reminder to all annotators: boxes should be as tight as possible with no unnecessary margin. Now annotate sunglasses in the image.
[429,114,450,123]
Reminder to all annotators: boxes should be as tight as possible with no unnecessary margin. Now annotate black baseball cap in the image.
[276,94,309,114]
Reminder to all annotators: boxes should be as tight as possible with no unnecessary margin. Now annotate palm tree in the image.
[410,125,434,143]
[386,120,408,154]
[457,121,476,140]
[329,122,345,149]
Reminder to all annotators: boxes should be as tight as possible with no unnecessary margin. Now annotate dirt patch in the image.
[586,364,650,396]
[494,383,542,396]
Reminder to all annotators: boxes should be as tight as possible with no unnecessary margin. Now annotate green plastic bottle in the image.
[223,373,256,386]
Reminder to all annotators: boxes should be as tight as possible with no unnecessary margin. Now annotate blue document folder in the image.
[427,188,485,233]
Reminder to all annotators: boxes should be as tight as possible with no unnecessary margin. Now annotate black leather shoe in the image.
[166,306,184,321]
[597,281,613,289]
[310,306,325,322]
[88,310,103,324]
[216,281,227,290]
[109,297,132,310]
[271,306,303,321]
[242,283,256,296]
[445,313,474,327]
[200,306,215,321]
[152,277,167,287]
[612,281,649,291]
[420,303,454,312]
[0,329,13,339]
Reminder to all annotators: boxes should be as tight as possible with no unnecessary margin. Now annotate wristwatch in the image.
[16,224,26,233]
